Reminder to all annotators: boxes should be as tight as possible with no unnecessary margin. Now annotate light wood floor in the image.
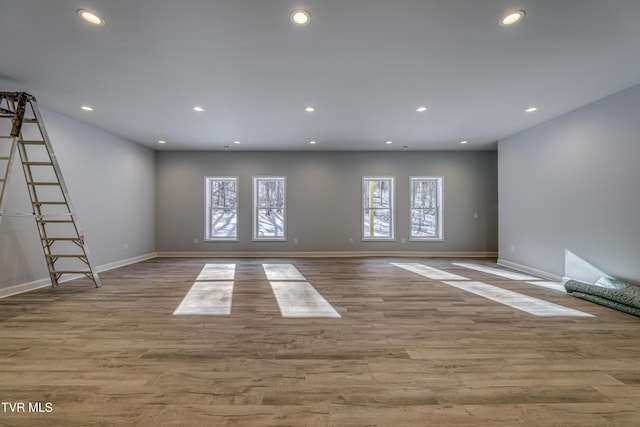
[1,257,639,426]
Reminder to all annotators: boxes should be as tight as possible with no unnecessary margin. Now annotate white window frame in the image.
[409,176,443,241]
[362,176,396,241]
[253,176,287,241]
[205,177,239,241]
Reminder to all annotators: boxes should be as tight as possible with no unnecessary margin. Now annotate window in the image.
[205,177,238,241]
[362,176,395,240]
[410,177,443,240]
[253,176,286,240]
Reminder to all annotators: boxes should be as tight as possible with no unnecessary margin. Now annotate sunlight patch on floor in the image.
[263,264,306,281]
[270,281,341,318]
[525,281,567,293]
[453,262,540,281]
[442,281,592,317]
[174,264,236,315]
[391,263,469,281]
[263,264,340,318]
[173,281,234,315]
[196,263,236,281]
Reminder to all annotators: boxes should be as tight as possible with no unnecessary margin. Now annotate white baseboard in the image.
[96,253,157,273]
[497,258,562,282]
[0,253,157,299]
[0,278,51,299]
[2,251,500,299]
[156,251,498,258]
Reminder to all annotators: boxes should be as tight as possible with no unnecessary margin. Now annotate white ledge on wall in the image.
[156,251,498,259]
[0,253,157,299]
[497,258,562,282]
[2,251,499,299]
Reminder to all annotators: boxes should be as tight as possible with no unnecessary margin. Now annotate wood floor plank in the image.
[0,257,639,426]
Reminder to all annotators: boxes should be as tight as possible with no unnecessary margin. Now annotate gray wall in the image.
[498,84,640,283]
[156,151,498,255]
[0,108,156,293]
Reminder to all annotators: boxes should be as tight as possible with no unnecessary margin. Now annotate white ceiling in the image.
[1,0,640,151]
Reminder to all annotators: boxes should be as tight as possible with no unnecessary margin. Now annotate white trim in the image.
[252,176,287,241]
[1,252,500,298]
[96,253,157,273]
[204,176,239,242]
[0,253,157,299]
[497,258,562,282]
[0,277,51,299]
[362,176,396,241]
[157,251,498,258]
[409,176,444,241]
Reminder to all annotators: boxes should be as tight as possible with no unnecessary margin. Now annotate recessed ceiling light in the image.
[193,106,205,112]
[234,140,241,144]
[158,140,166,144]
[460,140,469,145]
[500,10,525,27]
[80,105,93,111]
[385,141,393,145]
[309,140,317,145]
[77,9,105,26]
[290,9,310,26]
[525,107,538,113]
[416,106,428,112]
[305,106,316,112]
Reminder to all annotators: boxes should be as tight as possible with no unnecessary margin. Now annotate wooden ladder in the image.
[0,92,101,288]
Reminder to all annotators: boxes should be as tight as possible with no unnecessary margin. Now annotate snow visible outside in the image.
[255,178,286,238]
[258,209,284,237]
[363,210,391,237]
[363,178,393,238]
[410,178,440,239]
[211,210,237,238]
[208,178,237,239]
[411,209,437,237]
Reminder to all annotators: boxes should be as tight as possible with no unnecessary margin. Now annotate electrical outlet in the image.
[349,237,354,244]
[124,243,128,250]
[401,238,406,244]
[293,238,298,244]
[193,238,198,244]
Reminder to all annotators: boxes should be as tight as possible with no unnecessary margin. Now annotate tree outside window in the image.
[410,177,443,240]
[253,176,286,240]
[363,176,395,240]
[205,177,238,241]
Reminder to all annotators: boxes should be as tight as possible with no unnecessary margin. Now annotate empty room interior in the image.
[1,1,640,425]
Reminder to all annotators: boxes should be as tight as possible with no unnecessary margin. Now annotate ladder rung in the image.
[0,136,15,139]
[27,181,61,186]
[0,156,11,160]
[0,213,73,219]
[34,201,67,205]
[42,237,80,241]
[23,161,53,166]
[52,270,92,275]
[37,219,74,223]
[47,254,87,258]
[20,140,45,145]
